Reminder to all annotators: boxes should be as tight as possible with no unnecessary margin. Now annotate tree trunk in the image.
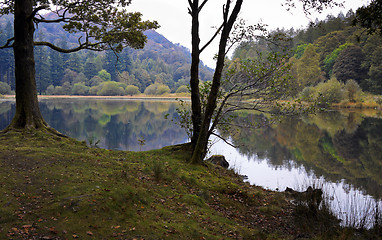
[190,0,243,164]
[190,0,202,146]
[7,0,47,130]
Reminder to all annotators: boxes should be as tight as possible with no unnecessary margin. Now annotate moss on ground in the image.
[0,130,377,239]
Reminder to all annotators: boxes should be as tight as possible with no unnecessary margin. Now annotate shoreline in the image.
[2,94,381,111]
[1,94,191,101]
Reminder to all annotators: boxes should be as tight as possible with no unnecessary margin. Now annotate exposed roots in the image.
[1,124,68,138]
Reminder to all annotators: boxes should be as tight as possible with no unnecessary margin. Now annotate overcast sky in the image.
[129,0,369,68]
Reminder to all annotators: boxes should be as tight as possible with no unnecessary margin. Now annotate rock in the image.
[206,155,229,168]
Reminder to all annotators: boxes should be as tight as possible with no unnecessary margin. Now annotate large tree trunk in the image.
[6,0,47,130]
[190,0,243,164]
[189,0,202,146]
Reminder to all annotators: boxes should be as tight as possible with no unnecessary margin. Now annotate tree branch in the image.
[210,132,238,148]
[34,41,104,53]
[0,37,15,49]
[27,5,49,21]
[198,0,209,12]
[200,23,223,53]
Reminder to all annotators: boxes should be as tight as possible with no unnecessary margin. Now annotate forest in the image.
[0,13,213,96]
[1,10,382,102]
[232,9,382,105]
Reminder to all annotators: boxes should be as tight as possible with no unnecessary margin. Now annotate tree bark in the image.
[190,0,243,164]
[7,0,47,130]
[189,0,203,146]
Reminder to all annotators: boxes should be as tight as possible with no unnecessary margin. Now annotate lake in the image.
[1,98,381,228]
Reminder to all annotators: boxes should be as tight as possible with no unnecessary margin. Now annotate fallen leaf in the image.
[86,231,93,235]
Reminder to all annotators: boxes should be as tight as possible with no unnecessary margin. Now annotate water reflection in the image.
[209,110,382,227]
[1,99,381,227]
[214,111,382,199]
[0,99,188,151]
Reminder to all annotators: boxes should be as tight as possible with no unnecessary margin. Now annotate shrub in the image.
[62,82,72,94]
[298,86,316,102]
[89,85,101,95]
[156,84,171,95]
[97,81,125,96]
[97,69,111,82]
[144,83,171,95]
[125,85,140,96]
[176,85,189,94]
[0,82,12,95]
[89,76,103,87]
[344,79,362,103]
[74,72,88,84]
[144,84,157,95]
[314,78,344,104]
[72,82,90,95]
[45,85,55,95]
[54,86,67,95]
[117,82,127,89]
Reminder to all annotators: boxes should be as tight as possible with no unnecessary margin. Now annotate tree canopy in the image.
[0,0,159,53]
[0,0,158,132]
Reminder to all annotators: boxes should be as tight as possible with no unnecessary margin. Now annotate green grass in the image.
[0,129,377,239]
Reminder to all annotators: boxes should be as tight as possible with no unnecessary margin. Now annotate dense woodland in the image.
[1,10,382,99]
[0,14,213,96]
[232,9,382,103]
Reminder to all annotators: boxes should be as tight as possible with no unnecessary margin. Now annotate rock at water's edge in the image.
[206,155,229,169]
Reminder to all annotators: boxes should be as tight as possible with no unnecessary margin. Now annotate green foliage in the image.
[45,84,72,95]
[323,43,352,76]
[332,45,366,83]
[97,69,111,82]
[156,84,171,95]
[294,43,308,59]
[89,76,104,87]
[344,79,362,103]
[89,85,101,95]
[296,44,324,89]
[72,82,90,96]
[354,0,382,34]
[125,85,140,96]
[74,72,88,84]
[97,81,125,96]
[144,84,157,95]
[0,82,11,94]
[314,77,344,103]
[176,85,189,94]
[144,83,171,95]
[298,86,316,101]
[0,19,213,96]
[45,85,55,95]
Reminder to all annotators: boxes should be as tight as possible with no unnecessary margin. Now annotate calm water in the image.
[1,98,381,227]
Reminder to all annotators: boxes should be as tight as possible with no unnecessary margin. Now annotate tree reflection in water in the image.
[1,99,381,227]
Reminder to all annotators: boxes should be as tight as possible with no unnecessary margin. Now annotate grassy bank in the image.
[0,130,380,239]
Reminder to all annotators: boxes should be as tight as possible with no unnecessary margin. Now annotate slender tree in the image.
[187,0,341,164]
[0,0,158,132]
[190,0,243,164]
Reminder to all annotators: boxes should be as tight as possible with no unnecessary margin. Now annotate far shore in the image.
[1,94,191,101]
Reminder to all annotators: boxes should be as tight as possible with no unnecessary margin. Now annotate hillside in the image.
[232,10,382,101]
[0,15,213,95]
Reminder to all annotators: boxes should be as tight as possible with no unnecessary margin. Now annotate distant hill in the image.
[0,14,213,94]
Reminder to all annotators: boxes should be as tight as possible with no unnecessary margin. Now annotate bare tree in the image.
[186,0,341,164]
